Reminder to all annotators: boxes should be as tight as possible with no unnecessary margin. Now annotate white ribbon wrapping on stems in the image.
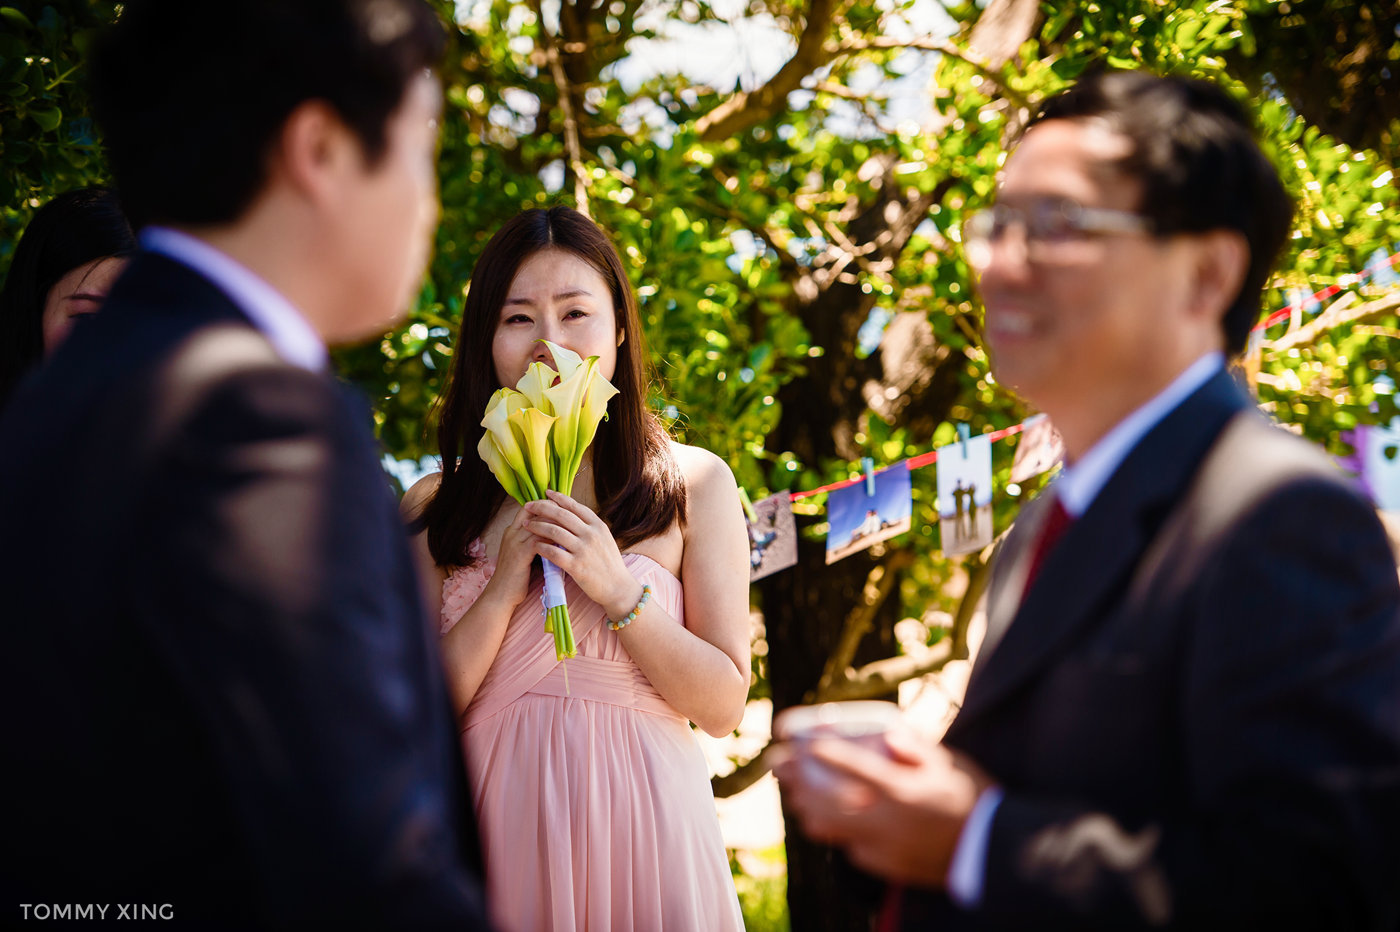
[541,557,567,610]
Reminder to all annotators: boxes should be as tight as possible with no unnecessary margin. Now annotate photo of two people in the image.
[937,434,993,556]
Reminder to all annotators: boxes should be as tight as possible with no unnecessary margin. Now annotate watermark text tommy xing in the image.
[19,904,174,920]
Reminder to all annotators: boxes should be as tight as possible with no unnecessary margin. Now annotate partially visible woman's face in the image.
[41,255,127,353]
[490,248,624,388]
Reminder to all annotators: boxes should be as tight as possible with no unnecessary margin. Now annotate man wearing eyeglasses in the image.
[776,70,1400,929]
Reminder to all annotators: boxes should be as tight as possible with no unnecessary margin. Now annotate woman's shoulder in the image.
[669,439,734,487]
[668,440,739,515]
[400,471,442,523]
[666,441,746,572]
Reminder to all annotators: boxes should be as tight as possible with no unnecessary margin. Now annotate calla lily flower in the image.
[482,386,529,435]
[541,355,594,486]
[572,365,619,463]
[544,354,618,494]
[481,388,536,498]
[540,339,585,382]
[516,360,557,413]
[508,406,557,495]
[478,431,527,504]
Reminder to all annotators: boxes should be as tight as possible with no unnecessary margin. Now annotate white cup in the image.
[774,701,903,791]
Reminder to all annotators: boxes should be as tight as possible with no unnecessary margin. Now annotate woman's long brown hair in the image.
[421,206,686,568]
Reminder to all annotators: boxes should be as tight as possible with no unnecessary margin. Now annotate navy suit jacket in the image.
[911,370,1400,929]
[0,254,489,928]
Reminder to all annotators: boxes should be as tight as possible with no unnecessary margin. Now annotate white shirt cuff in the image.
[945,785,1003,908]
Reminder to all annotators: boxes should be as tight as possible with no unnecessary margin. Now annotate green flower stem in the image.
[549,605,576,660]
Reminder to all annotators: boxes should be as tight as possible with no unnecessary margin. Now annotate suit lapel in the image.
[976,489,1054,672]
[954,370,1251,731]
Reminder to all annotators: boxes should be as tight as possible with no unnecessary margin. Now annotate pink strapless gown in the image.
[441,544,743,932]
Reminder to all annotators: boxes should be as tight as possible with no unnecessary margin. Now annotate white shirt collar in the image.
[139,226,327,372]
[1056,352,1225,518]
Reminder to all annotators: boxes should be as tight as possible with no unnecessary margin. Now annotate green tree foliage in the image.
[4,2,1397,928]
[1227,0,1399,160]
[0,1,119,260]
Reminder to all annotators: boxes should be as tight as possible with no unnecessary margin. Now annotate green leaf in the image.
[1198,14,1229,41]
[30,106,61,132]
[0,7,34,30]
[1175,17,1202,48]
[35,5,62,41]
[1041,6,1075,43]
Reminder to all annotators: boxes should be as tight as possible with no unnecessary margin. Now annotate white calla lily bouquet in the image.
[478,340,619,660]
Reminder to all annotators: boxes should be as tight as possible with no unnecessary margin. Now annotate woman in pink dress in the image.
[403,207,749,932]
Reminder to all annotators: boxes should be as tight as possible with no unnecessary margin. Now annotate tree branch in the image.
[711,747,775,798]
[695,0,1036,141]
[532,0,591,214]
[951,541,997,660]
[1351,325,1400,341]
[695,0,839,141]
[816,641,957,702]
[832,36,1032,112]
[1264,289,1400,354]
[807,549,915,703]
[966,0,1041,69]
[690,171,804,278]
[812,80,888,103]
[810,532,1002,702]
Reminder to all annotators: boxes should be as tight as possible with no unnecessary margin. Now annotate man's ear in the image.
[1189,229,1249,323]
[269,100,355,203]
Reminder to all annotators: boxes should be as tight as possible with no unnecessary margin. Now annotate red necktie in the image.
[1022,497,1072,598]
[876,882,903,932]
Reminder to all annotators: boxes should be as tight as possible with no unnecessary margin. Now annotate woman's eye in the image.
[565,308,588,319]
[504,314,532,324]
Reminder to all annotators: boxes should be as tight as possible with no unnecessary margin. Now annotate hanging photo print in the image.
[1010,414,1065,484]
[747,492,799,582]
[825,463,913,564]
[1342,420,1400,514]
[937,434,993,556]
[1242,329,1265,389]
[1366,248,1398,288]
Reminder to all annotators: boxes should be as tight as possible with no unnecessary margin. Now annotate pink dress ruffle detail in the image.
[441,549,743,932]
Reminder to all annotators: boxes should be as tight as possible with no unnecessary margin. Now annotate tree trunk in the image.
[762,530,901,931]
[754,154,967,931]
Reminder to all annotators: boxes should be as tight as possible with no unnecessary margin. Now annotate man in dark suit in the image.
[776,71,1400,929]
[0,2,489,926]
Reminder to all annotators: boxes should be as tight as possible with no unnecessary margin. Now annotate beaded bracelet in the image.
[607,584,652,631]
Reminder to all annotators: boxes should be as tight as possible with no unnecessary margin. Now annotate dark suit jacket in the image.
[912,369,1400,930]
[0,254,488,928]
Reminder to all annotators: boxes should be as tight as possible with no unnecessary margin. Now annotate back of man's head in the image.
[92,0,444,230]
[1030,70,1294,356]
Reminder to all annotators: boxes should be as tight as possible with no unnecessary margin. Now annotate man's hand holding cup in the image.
[772,700,994,888]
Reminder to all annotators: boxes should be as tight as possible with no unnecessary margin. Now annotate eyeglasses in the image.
[961,198,1154,269]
